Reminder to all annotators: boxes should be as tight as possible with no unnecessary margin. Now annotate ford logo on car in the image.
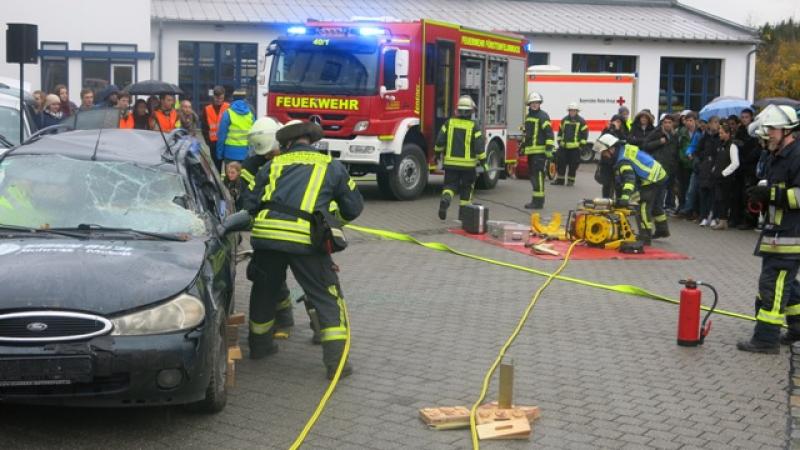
[26,322,48,332]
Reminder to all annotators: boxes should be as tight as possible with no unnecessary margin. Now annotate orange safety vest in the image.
[119,113,134,129]
[154,109,178,133]
[205,103,230,142]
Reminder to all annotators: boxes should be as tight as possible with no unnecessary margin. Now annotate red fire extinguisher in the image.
[677,279,719,346]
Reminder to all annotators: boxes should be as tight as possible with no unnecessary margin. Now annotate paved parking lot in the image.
[0,165,790,449]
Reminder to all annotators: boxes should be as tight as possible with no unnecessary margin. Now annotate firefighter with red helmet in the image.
[434,95,486,220]
[522,92,555,209]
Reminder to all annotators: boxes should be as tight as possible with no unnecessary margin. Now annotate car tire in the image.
[476,140,503,190]
[187,311,228,414]
[387,144,428,200]
[580,145,595,163]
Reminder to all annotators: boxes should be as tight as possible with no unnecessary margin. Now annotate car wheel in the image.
[580,145,595,163]
[476,140,503,190]
[188,312,228,414]
[387,144,428,200]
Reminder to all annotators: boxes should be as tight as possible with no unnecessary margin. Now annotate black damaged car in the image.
[0,128,250,412]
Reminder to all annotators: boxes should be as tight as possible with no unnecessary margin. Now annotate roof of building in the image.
[151,0,758,43]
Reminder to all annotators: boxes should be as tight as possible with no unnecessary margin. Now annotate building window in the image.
[40,42,68,95]
[178,41,259,113]
[659,58,721,115]
[572,54,636,73]
[81,43,136,93]
[527,52,549,67]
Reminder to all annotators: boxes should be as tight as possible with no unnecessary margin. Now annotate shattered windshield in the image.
[0,155,206,235]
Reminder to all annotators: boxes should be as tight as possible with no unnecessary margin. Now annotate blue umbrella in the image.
[699,97,753,121]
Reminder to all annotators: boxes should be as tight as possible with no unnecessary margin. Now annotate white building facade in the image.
[1,0,758,118]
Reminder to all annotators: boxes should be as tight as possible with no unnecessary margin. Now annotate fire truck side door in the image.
[432,40,455,133]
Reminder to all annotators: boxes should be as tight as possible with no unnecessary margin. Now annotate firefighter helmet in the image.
[527,92,543,104]
[276,119,324,147]
[592,133,620,152]
[248,117,282,155]
[457,95,476,111]
[567,102,580,111]
[760,104,799,129]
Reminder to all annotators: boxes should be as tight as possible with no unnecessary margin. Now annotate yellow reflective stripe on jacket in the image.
[252,228,312,244]
[524,117,546,154]
[758,236,800,254]
[241,168,257,190]
[786,303,800,316]
[250,319,275,335]
[301,163,328,213]
[788,188,800,209]
[444,118,478,165]
[225,110,254,146]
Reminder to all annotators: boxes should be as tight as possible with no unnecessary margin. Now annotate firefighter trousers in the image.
[528,154,547,201]
[556,148,580,183]
[753,256,800,344]
[248,249,348,365]
[441,168,476,206]
[638,182,667,234]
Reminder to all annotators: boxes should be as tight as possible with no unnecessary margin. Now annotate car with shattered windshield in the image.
[0,127,250,412]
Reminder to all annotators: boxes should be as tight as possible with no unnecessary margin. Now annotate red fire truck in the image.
[265,19,528,200]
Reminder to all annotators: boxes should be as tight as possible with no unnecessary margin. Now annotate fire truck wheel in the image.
[476,140,503,190]
[387,144,428,200]
[580,144,595,163]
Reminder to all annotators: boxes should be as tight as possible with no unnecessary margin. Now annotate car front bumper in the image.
[0,328,212,407]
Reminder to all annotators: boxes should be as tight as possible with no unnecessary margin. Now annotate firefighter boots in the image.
[653,221,671,239]
[322,340,353,380]
[249,332,279,360]
[550,179,564,186]
[524,198,544,210]
[438,197,451,220]
[638,229,652,246]
[274,303,294,339]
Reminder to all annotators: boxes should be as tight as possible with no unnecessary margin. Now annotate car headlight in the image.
[353,120,369,132]
[111,294,205,336]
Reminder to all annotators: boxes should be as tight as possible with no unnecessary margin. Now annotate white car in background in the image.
[0,84,38,147]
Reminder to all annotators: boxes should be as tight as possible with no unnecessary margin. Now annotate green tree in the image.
[756,19,800,99]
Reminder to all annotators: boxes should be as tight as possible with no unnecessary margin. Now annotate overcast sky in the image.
[679,0,800,27]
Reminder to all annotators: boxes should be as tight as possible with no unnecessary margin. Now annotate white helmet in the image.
[760,104,799,130]
[567,102,580,111]
[592,133,620,153]
[457,95,476,111]
[527,92,543,104]
[248,117,282,155]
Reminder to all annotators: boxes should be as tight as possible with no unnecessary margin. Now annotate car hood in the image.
[0,238,206,315]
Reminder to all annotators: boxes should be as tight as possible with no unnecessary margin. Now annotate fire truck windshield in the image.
[269,40,379,96]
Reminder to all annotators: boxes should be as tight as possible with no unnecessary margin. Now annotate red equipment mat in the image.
[448,229,690,260]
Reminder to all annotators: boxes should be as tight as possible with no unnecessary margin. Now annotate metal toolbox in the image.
[488,221,529,243]
[462,204,489,234]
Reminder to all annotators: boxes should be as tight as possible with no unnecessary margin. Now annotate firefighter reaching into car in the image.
[552,102,588,187]
[434,95,486,221]
[242,120,363,380]
[522,92,555,209]
[593,133,669,245]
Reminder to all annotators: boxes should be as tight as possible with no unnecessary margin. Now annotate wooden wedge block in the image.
[225,325,240,346]
[476,418,531,440]
[477,402,541,424]
[227,312,246,326]
[228,346,242,361]
[419,406,471,429]
[225,360,236,388]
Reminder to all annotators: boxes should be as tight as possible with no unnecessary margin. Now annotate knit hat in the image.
[45,94,61,108]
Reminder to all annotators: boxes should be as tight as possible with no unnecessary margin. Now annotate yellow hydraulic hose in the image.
[468,239,582,449]
[288,299,351,450]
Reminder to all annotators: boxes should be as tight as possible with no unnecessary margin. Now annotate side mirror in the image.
[218,210,251,235]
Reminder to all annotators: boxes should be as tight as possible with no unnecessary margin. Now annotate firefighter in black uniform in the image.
[738,105,800,353]
[242,120,363,379]
[239,117,301,340]
[522,92,555,209]
[434,95,486,220]
[553,102,588,186]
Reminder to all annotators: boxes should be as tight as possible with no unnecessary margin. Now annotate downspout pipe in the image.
[745,46,757,101]
[158,20,164,81]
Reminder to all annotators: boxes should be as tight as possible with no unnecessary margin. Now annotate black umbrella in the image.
[123,80,184,96]
[753,97,800,109]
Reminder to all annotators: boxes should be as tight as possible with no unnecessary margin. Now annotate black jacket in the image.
[245,144,363,255]
[757,139,800,257]
[642,126,679,177]
[696,132,720,188]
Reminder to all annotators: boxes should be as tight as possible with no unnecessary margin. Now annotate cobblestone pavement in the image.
[0,165,790,449]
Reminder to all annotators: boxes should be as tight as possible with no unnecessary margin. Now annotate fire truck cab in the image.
[265,19,528,200]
